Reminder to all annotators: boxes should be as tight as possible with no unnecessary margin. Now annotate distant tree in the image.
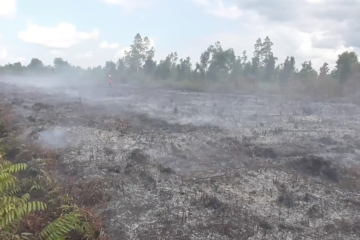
[2,32,360,97]
[155,52,178,80]
[143,56,156,80]
[332,51,358,83]
[207,41,236,81]
[279,56,296,85]
[116,58,126,78]
[176,57,192,81]
[27,58,44,72]
[263,53,277,81]
[319,62,330,79]
[123,33,154,74]
[299,61,318,83]
[53,58,69,70]
[195,45,213,81]
[105,61,116,76]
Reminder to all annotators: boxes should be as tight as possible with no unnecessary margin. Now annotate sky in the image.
[0,0,359,70]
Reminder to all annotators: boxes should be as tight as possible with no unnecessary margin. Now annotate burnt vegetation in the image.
[1,35,360,238]
[1,83,360,240]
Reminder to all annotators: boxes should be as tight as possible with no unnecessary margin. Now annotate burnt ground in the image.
[2,79,360,239]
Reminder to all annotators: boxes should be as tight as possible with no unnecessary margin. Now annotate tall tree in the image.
[124,33,154,74]
[333,51,358,83]
[195,45,213,81]
[261,36,274,66]
[155,52,178,80]
[299,61,318,83]
[319,62,330,79]
[27,58,44,72]
[176,57,192,81]
[279,56,296,85]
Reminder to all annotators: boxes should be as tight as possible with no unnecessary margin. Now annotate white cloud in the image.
[0,34,7,60]
[149,38,155,47]
[0,48,7,60]
[209,1,243,19]
[102,0,154,10]
[50,50,61,55]
[115,47,130,59]
[99,41,120,49]
[84,51,93,58]
[114,37,154,59]
[18,22,100,48]
[15,57,26,63]
[0,0,16,19]
[193,0,243,20]
[50,50,67,56]
[192,0,210,5]
[191,0,359,70]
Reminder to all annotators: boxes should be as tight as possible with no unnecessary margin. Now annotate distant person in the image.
[108,75,112,87]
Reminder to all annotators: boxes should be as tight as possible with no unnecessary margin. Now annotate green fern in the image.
[40,209,87,240]
[0,158,47,233]
[0,143,98,240]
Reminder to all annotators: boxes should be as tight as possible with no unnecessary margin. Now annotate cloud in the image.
[191,0,359,69]
[192,0,210,5]
[233,0,360,48]
[84,51,93,58]
[101,0,154,9]
[99,41,120,49]
[0,0,16,19]
[18,22,100,48]
[50,50,67,56]
[209,1,244,19]
[193,0,244,20]
[114,37,154,59]
[115,47,130,59]
[16,57,26,63]
[0,34,7,60]
[0,48,7,60]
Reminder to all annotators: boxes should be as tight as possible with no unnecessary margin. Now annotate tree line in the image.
[1,33,359,95]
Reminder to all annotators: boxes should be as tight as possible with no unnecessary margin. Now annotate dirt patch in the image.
[32,102,51,111]
[290,155,339,182]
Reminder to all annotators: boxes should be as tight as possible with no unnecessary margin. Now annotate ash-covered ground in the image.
[2,78,360,239]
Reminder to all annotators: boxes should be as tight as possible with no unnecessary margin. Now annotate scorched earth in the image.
[1,78,360,240]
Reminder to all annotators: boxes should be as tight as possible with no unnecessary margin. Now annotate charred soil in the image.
[1,81,360,239]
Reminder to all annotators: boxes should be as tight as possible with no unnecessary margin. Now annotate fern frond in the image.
[3,163,28,174]
[0,160,12,169]
[59,194,74,205]
[40,211,84,240]
[29,183,44,192]
[0,201,46,228]
[5,186,21,196]
[0,172,17,193]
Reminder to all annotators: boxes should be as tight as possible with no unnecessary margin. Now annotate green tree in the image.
[299,60,318,83]
[261,36,274,65]
[319,62,330,79]
[207,42,236,81]
[155,52,178,80]
[279,56,296,85]
[333,51,358,83]
[124,33,154,74]
[143,56,157,81]
[176,57,192,81]
[105,61,116,76]
[27,58,44,72]
[195,45,213,81]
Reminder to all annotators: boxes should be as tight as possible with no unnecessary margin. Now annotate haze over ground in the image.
[3,1,360,239]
